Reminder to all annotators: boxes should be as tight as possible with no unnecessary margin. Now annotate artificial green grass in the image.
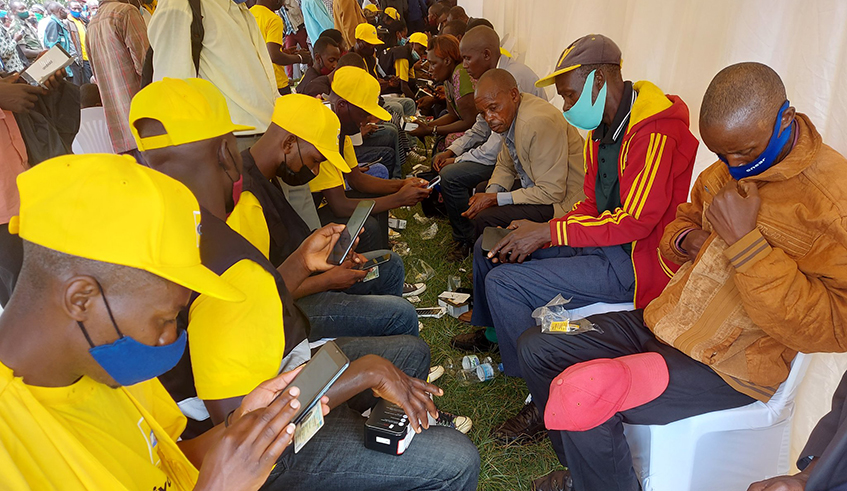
[389,202,561,490]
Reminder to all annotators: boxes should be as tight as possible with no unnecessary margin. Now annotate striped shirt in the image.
[85,1,149,153]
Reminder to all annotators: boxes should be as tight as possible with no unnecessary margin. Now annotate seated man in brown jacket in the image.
[519,61,847,491]
[461,68,585,237]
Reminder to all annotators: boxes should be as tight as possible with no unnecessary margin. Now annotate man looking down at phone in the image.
[244,94,419,340]
[432,26,550,262]
[131,78,481,490]
[310,65,432,252]
[0,153,314,491]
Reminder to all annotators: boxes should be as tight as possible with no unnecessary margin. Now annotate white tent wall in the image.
[463,0,847,473]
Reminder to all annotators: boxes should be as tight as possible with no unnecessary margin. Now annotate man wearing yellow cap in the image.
[354,22,417,118]
[245,94,419,340]
[130,78,480,490]
[0,153,318,490]
[314,65,431,251]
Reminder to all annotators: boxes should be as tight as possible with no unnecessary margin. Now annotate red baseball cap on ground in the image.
[544,352,669,432]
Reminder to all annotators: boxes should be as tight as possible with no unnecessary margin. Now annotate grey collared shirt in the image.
[486,117,534,205]
[447,55,548,166]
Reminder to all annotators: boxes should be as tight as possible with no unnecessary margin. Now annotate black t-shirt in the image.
[297,66,322,96]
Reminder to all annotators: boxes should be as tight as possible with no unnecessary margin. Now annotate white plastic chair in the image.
[623,352,812,491]
[72,107,115,154]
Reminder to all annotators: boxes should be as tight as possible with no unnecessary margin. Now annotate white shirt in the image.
[148,0,278,134]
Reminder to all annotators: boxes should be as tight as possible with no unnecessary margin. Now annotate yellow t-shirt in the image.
[71,17,88,61]
[187,193,286,401]
[250,4,290,90]
[308,135,355,193]
[0,361,196,490]
[395,58,410,82]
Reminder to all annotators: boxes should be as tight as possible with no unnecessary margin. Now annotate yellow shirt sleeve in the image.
[188,259,286,400]
[250,5,289,89]
[308,136,354,193]
[395,58,410,82]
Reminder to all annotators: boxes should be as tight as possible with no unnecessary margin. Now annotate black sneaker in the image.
[433,410,473,434]
[447,241,472,262]
[403,282,426,297]
[450,328,498,352]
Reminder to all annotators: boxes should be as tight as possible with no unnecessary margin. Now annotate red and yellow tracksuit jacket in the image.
[548,81,699,308]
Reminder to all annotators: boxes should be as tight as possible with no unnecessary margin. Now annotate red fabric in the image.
[548,92,699,308]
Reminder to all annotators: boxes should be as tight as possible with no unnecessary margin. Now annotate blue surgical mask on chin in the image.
[411,50,420,61]
[719,100,793,181]
[399,37,408,46]
[77,281,187,386]
[562,69,607,131]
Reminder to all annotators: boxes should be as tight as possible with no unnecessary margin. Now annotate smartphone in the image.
[327,200,375,265]
[353,253,391,270]
[21,45,74,87]
[427,176,442,189]
[358,157,382,168]
[286,340,350,425]
[481,227,513,252]
[416,307,447,319]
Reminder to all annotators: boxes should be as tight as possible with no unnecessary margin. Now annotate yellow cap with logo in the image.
[355,22,383,46]
[408,32,428,46]
[129,77,255,151]
[271,94,348,173]
[9,154,245,302]
[363,4,378,12]
[331,66,391,121]
[383,7,399,20]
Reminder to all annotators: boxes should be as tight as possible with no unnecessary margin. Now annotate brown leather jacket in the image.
[644,114,847,401]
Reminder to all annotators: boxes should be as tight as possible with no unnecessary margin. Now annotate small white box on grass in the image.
[438,291,471,318]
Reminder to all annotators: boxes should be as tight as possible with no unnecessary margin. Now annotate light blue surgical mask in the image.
[399,37,408,46]
[563,69,607,131]
[77,281,187,386]
[411,50,420,61]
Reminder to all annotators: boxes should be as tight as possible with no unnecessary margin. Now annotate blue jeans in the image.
[471,238,635,376]
[262,335,481,491]
[358,123,403,179]
[351,145,394,184]
[383,97,416,117]
[297,251,419,340]
[439,160,494,244]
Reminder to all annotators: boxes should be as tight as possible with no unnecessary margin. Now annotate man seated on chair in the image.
[433,25,550,262]
[130,77,481,490]
[518,61,847,491]
[749,369,847,491]
[450,34,699,450]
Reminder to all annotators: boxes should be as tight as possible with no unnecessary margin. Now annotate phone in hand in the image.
[327,200,375,265]
[353,253,391,271]
[481,227,513,252]
[285,340,350,425]
[427,176,442,189]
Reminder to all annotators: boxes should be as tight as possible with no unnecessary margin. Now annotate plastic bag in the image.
[447,275,462,292]
[392,241,411,256]
[413,213,431,224]
[420,222,438,240]
[407,258,435,283]
[531,294,602,335]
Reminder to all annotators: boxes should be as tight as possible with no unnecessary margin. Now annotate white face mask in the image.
[349,132,364,146]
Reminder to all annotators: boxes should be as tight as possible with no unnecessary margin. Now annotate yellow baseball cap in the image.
[409,32,428,46]
[9,154,245,302]
[129,78,255,151]
[355,23,383,46]
[363,4,378,12]
[271,94,347,173]
[383,7,399,20]
[331,66,391,121]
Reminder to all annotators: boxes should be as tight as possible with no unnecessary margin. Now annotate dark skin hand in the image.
[705,180,761,245]
[488,219,550,264]
[432,150,455,172]
[0,73,46,113]
[680,229,710,262]
[328,177,430,216]
[747,460,815,491]
[462,192,497,220]
[292,252,369,299]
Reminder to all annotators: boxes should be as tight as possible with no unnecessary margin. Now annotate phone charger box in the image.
[365,399,416,455]
[388,218,406,230]
[21,45,74,87]
[438,291,471,318]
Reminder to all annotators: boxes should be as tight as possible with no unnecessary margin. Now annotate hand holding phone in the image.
[284,341,350,424]
[353,253,392,270]
[327,200,375,265]
[427,176,441,189]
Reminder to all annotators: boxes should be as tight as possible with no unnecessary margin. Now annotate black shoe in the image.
[532,470,573,491]
[447,241,472,262]
[491,401,547,445]
[450,328,498,352]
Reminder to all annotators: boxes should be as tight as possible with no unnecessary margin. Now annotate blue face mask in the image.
[562,69,607,131]
[719,100,793,181]
[70,10,81,18]
[77,282,187,386]
[399,37,408,46]
[411,50,420,61]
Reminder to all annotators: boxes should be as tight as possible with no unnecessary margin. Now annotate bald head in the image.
[700,62,787,132]
[700,62,796,169]
[460,26,501,79]
[475,69,520,134]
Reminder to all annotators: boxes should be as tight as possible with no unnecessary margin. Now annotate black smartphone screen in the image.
[328,200,375,265]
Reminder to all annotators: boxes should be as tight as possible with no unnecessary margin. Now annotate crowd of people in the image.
[0,0,846,490]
